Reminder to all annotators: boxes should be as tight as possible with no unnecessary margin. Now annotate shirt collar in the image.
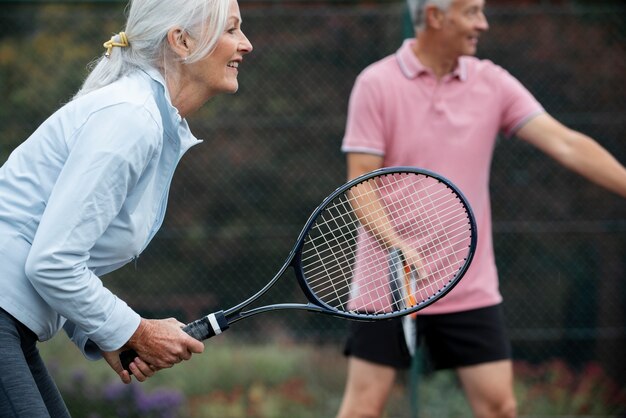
[141,66,184,123]
[395,38,467,82]
[140,66,202,151]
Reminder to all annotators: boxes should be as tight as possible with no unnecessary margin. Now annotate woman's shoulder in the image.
[87,71,159,110]
[67,72,163,131]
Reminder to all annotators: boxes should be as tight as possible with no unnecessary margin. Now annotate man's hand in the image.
[397,244,427,281]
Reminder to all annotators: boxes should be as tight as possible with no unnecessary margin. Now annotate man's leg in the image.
[421,305,515,418]
[337,319,412,418]
[457,359,517,418]
[336,357,397,418]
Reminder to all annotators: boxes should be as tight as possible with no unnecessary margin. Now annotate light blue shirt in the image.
[0,67,201,359]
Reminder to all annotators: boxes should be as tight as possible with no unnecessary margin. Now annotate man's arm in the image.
[345,152,425,271]
[346,152,384,181]
[516,113,626,198]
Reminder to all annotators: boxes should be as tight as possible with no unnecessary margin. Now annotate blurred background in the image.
[1,0,624,416]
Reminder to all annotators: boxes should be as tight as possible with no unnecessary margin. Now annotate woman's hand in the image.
[102,349,155,384]
[124,318,205,372]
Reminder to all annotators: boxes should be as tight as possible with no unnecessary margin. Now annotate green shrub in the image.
[39,336,626,417]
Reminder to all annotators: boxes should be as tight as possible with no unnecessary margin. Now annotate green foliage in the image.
[515,359,626,416]
[60,376,185,418]
[0,4,123,161]
[410,371,470,418]
[40,335,345,418]
[39,336,626,418]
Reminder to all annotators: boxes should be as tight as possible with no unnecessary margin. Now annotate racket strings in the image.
[304,180,466,259]
[302,173,468,309]
[303,201,470,288]
[304,177,467,271]
[302,178,462,260]
[301,172,474,316]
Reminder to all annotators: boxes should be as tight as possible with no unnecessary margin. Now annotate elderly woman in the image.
[0,0,252,415]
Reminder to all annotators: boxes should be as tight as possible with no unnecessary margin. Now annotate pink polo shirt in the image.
[342,39,544,314]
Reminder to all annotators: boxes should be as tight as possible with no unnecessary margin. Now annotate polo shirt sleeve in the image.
[24,102,159,353]
[341,71,386,156]
[496,66,545,138]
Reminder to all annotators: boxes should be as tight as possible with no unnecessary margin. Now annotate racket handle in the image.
[119,348,140,373]
[119,311,229,374]
[184,311,230,341]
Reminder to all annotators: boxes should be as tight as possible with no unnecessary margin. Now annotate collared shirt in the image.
[342,38,544,314]
[0,67,201,358]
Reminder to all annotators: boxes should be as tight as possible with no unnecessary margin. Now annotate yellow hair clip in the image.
[103,32,129,58]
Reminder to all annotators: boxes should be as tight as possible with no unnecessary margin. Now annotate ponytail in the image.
[74,0,230,99]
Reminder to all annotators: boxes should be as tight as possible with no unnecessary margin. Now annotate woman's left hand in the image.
[102,349,156,384]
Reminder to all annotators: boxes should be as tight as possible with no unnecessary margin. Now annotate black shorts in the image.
[343,304,511,370]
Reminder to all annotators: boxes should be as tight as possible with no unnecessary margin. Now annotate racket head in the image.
[291,166,477,320]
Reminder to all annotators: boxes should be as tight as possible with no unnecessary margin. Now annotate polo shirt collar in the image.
[396,38,467,81]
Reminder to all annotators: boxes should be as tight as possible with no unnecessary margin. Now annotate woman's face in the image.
[186,0,253,98]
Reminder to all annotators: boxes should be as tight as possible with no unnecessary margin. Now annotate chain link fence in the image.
[1,1,625,416]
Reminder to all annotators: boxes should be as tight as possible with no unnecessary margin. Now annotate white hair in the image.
[406,0,455,32]
[74,0,231,98]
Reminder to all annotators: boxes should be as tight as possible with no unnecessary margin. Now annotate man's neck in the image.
[412,36,458,80]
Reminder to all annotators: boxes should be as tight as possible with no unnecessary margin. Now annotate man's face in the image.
[440,0,489,57]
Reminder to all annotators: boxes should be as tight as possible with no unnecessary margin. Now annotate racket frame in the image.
[223,166,477,323]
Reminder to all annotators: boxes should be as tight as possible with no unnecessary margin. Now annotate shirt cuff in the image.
[85,297,142,353]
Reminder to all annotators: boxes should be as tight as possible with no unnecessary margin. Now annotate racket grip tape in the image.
[119,311,229,374]
[184,311,230,341]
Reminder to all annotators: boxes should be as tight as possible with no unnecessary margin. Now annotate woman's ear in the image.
[166,27,192,60]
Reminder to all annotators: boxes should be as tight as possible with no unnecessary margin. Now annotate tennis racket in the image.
[120,166,477,371]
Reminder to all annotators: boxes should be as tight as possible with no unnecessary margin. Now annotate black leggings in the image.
[0,308,70,418]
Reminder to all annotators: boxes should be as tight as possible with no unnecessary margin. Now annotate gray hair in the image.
[406,0,455,32]
[75,0,231,98]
